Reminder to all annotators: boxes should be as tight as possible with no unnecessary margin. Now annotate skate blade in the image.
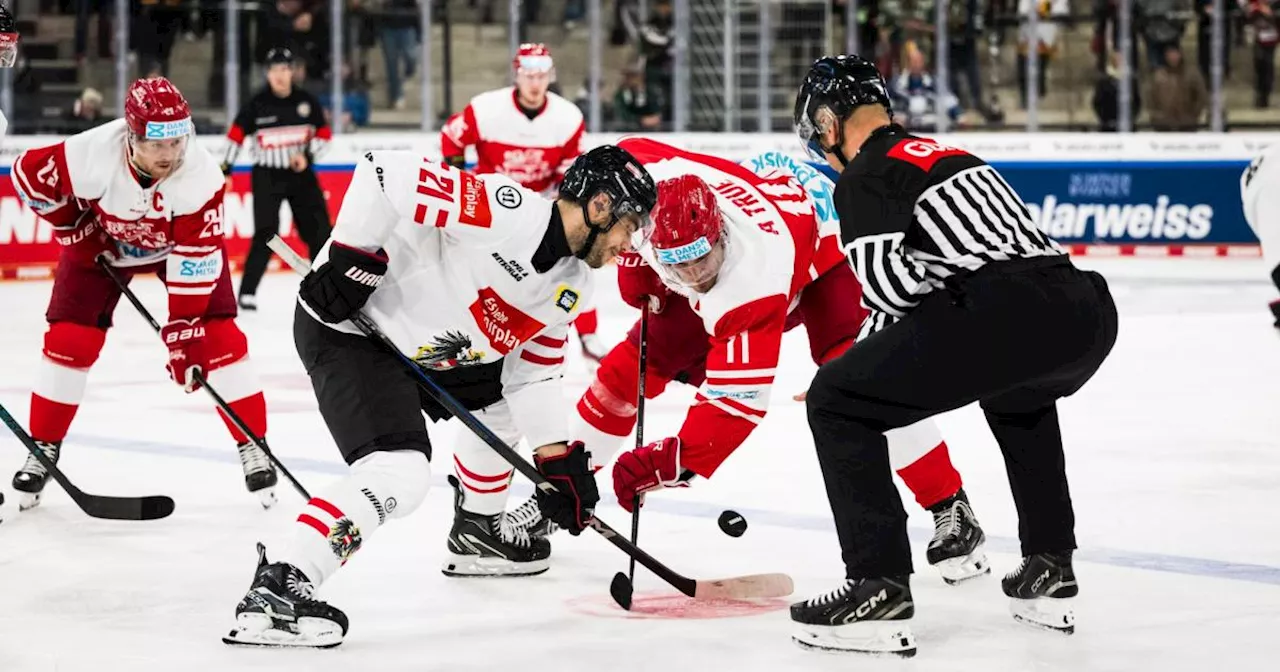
[1009,596,1075,635]
[253,487,278,510]
[934,546,992,585]
[441,553,549,578]
[17,491,42,511]
[221,613,344,648]
[791,619,917,658]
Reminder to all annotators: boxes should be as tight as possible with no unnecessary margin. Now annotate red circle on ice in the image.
[565,591,790,619]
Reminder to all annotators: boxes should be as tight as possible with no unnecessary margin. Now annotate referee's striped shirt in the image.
[833,125,1065,339]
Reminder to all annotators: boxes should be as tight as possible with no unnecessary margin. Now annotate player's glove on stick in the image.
[616,251,670,314]
[534,441,600,535]
[55,212,117,265]
[613,437,689,513]
[299,242,388,324]
[162,317,208,393]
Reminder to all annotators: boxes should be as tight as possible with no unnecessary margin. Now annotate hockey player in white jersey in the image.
[0,3,16,141]
[1241,145,1280,328]
[222,145,657,648]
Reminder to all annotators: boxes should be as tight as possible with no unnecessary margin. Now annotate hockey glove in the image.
[616,251,670,314]
[54,212,117,266]
[613,437,690,513]
[162,317,208,393]
[299,242,388,324]
[534,442,600,535]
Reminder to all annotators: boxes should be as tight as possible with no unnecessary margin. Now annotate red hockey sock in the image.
[216,391,267,444]
[30,322,106,442]
[896,441,963,510]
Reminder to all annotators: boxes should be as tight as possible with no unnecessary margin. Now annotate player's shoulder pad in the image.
[545,91,584,120]
[165,137,228,213]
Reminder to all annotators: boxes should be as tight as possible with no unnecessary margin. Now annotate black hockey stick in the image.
[98,259,311,501]
[0,402,175,520]
[268,236,793,603]
[610,302,648,610]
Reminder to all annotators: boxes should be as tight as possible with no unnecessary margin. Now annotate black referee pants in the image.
[239,166,332,298]
[805,256,1118,579]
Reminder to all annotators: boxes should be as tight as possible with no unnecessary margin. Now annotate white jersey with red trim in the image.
[618,137,844,477]
[303,150,594,449]
[0,109,7,140]
[1242,144,1280,273]
[9,118,227,321]
[439,87,585,195]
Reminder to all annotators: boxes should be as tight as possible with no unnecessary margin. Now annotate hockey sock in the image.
[280,450,431,585]
[451,452,514,516]
[886,420,963,509]
[574,308,599,336]
[202,320,268,443]
[30,323,106,442]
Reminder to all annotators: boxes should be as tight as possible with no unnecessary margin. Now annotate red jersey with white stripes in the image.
[10,118,227,321]
[619,137,845,477]
[439,87,585,195]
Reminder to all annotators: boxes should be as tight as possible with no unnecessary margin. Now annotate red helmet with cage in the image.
[647,174,726,292]
[513,43,554,74]
[0,3,18,69]
[124,77,194,140]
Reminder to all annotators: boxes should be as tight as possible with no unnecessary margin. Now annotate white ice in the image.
[0,258,1278,672]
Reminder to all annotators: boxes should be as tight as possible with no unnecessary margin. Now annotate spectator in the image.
[258,0,330,85]
[66,87,110,132]
[377,0,420,110]
[889,41,963,130]
[639,0,675,120]
[1195,0,1233,82]
[1093,51,1142,131]
[1148,44,1208,130]
[1247,0,1280,107]
[132,0,183,76]
[613,64,663,131]
[1016,0,1068,108]
[74,0,113,64]
[1138,0,1192,69]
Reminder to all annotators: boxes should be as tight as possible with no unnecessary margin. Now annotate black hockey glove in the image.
[299,242,388,324]
[534,441,600,535]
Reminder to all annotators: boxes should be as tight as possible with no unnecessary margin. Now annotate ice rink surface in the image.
[0,257,1277,672]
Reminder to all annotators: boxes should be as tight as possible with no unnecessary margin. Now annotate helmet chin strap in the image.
[575,199,616,261]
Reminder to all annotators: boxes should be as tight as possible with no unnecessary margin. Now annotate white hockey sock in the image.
[279,450,431,585]
[451,451,514,516]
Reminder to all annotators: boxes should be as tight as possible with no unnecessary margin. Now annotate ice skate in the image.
[237,440,278,509]
[441,476,551,577]
[1002,550,1078,634]
[926,488,990,585]
[790,577,916,657]
[12,440,60,511]
[222,543,348,648]
[238,294,258,312]
[504,493,560,540]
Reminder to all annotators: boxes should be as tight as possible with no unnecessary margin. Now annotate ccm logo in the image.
[344,267,384,288]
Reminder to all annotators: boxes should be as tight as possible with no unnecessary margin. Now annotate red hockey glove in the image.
[613,437,690,513]
[534,441,600,535]
[54,212,116,265]
[161,318,208,393]
[616,251,670,314]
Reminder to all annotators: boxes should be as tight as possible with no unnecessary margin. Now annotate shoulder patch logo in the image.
[554,284,579,313]
[496,185,523,209]
[297,102,311,118]
[886,138,968,171]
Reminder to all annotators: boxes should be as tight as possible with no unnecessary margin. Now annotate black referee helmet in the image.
[265,47,295,67]
[794,55,891,166]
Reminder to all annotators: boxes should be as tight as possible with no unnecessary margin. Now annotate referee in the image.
[788,56,1119,656]
[222,47,332,311]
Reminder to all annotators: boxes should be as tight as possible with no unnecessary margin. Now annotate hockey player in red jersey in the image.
[508,138,990,584]
[440,43,608,362]
[7,77,279,509]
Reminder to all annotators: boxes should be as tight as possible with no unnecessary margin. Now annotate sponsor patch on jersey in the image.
[495,185,523,209]
[468,287,546,355]
[414,330,486,370]
[297,102,311,118]
[554,284,580,313]
[704,387,761,401]
[144,118,194,140]
[459,172,493,227]
[179,256,222,280]
[886,138,968,171]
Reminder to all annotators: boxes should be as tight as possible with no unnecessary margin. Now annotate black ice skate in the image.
[926,488,990,585]
[790,577,916,657]
[222,543,348,648]
[504,494,560,540]
[12,440,60,511]
[441,476,550,577]
[1002,551,1078,634]
[237,440,278,509]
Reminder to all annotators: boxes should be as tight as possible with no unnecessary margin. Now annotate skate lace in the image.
[932,502,963,542]
[285,569,317,601]
[238,442,272,476]
[498,513,534,548]
[1003,557,1031,582]
[804,579,857,607]
[18,442,58,477]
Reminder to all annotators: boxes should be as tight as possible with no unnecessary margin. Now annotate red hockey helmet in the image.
[513,43,554,74]
[0,2,18,69]
[646,174,727,293]
[124,77,194,140]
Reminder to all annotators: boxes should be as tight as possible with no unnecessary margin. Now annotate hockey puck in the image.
[718,510,747,538]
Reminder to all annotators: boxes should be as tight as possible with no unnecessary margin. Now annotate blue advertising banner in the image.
[810,160,1259,246]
